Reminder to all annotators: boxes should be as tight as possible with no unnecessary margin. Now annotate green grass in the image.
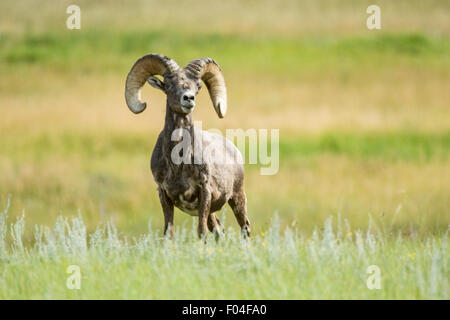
[280,131,450,162]
[1,130,449,162]
[0,203,447,299]
[1,31,448,76]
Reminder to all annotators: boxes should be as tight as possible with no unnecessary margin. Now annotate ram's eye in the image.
[197,82,202,90]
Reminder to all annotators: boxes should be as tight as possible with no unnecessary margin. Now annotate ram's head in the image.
[125,54,227,118]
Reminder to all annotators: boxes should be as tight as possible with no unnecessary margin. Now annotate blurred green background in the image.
[0,0,449,237]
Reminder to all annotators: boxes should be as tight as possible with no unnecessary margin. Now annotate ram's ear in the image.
[147,76,165,92]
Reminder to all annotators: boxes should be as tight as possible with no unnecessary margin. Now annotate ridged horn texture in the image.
[185,58,227,118]
[125,54,179,114]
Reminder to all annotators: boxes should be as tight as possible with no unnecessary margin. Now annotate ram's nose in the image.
[182,94,195,108]
[183,94,195,102]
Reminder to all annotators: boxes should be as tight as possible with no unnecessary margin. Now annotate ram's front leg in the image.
[158,187,174,239]
[197,186,211,239]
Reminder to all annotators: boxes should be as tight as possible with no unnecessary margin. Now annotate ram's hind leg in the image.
[207,212,224,240]
[228,189,250,237]
[207,213,221,232]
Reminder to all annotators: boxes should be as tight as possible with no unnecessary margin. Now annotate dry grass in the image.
[1,0,449,36]
[1,68,449,134]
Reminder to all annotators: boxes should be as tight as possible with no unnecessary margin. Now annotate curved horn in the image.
[185,58,227,118]
[125,54,179,114]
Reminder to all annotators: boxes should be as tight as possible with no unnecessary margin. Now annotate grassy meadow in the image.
[0,0,449,299]
[0,211,447,299]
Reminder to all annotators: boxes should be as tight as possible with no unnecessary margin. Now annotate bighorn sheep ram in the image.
[125,54,250,238]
